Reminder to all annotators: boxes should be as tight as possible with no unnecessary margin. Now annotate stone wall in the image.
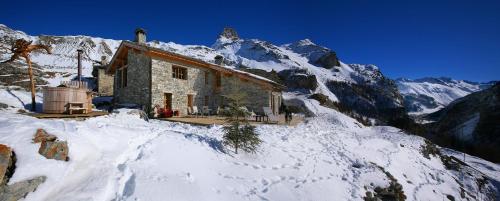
[219,75,281,115]
[97,68,114,96]
[151,58,215,115]
[114,51,151,108]
[113,51,282,116]
[150,57,282,116]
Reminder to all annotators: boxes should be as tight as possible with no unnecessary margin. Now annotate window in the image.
[172,66,187,80]
[204,71,209,85]
[117,67,127,88]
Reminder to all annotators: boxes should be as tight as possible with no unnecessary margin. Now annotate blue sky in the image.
[1,0,499,82]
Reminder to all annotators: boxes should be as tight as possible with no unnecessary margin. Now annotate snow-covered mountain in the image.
[1,24,499,201]
[425,82,500,163]
[396,77,495,115]
[0,25,405,125]
[0,24,121,86]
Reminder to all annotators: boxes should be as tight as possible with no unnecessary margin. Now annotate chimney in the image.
[214,55,224,65]
[101,56,108,65]
[77,49,83,82]
[135,28,147,44]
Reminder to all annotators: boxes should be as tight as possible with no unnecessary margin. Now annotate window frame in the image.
[172,65,188,80]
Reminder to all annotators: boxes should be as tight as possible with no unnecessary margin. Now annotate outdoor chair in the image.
[187,107,194,117]
[202,106,211,117]
[192,106,201,117]
[263,107,279,123]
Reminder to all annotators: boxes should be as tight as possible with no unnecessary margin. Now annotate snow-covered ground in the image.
[0,88,498,201]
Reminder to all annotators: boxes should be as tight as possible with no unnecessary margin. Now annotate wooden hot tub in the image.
[42,86,92,114]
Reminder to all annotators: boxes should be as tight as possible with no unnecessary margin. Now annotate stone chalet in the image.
[106,29,284,116]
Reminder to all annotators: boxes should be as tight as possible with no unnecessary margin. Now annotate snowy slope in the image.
[0,89,497,201]
[396,77,492,115]
[0,24,121,85]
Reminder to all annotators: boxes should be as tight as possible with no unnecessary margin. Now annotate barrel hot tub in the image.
[42,87,92,114]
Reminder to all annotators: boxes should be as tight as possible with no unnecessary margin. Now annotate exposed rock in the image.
[0,103,8,109]
[278,69,317,91]
[0,62,48,90]
[284,39,340,69]
[38,140,69,161]
[314,51,340,69]
[0,144,16,186]
[365,165,407,201]
[32,129,57,143]
[219,27,239,41]
[0,176,46,201]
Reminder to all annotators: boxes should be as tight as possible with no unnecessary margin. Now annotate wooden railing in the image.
[60,81,90,90]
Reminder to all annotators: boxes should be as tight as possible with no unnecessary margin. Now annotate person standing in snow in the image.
[284,105,292,124]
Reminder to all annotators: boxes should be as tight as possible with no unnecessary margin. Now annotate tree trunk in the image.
[26,57,36,111]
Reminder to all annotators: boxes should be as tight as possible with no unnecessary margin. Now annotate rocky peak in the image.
[218,27,239,41]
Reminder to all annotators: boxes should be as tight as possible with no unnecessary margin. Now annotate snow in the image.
[396,77,488,115]
[0,89,497,201]
[1,24,498,200]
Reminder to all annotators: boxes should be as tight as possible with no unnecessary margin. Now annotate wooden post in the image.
[26,57,36,111]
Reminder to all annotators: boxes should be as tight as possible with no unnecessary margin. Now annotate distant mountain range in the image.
[425,82,500,162]
[396,77,496,115]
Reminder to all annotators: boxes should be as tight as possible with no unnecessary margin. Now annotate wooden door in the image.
[187,94,193,109]
[164,93,172,109]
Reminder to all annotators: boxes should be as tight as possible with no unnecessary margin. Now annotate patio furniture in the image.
[202,106,211,117]
[255,114,268,122]
[263,107,279,123]
[192,106,201,117]
[67,102,87,115]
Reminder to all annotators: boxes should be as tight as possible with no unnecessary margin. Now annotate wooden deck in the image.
[157,114,304,126]
[27,111,109,119]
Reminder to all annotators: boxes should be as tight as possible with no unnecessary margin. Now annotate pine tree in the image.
[222,81,261,154]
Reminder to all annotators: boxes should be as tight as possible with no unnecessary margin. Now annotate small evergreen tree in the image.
[222,81,261,154]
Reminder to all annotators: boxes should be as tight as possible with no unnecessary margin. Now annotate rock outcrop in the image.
[38,140,69,161]
[0,176,46,201]
[33,129,69,161]
[314,51,340,69]
[278,69,318,91]
[0,144,46,201]
[0,144,16,186]
[219,27,239,41]
[33,129,57,143]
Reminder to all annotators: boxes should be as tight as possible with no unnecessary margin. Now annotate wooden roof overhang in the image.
[107,41,285,91]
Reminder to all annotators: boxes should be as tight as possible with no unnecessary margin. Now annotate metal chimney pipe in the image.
[77,49,83,82]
